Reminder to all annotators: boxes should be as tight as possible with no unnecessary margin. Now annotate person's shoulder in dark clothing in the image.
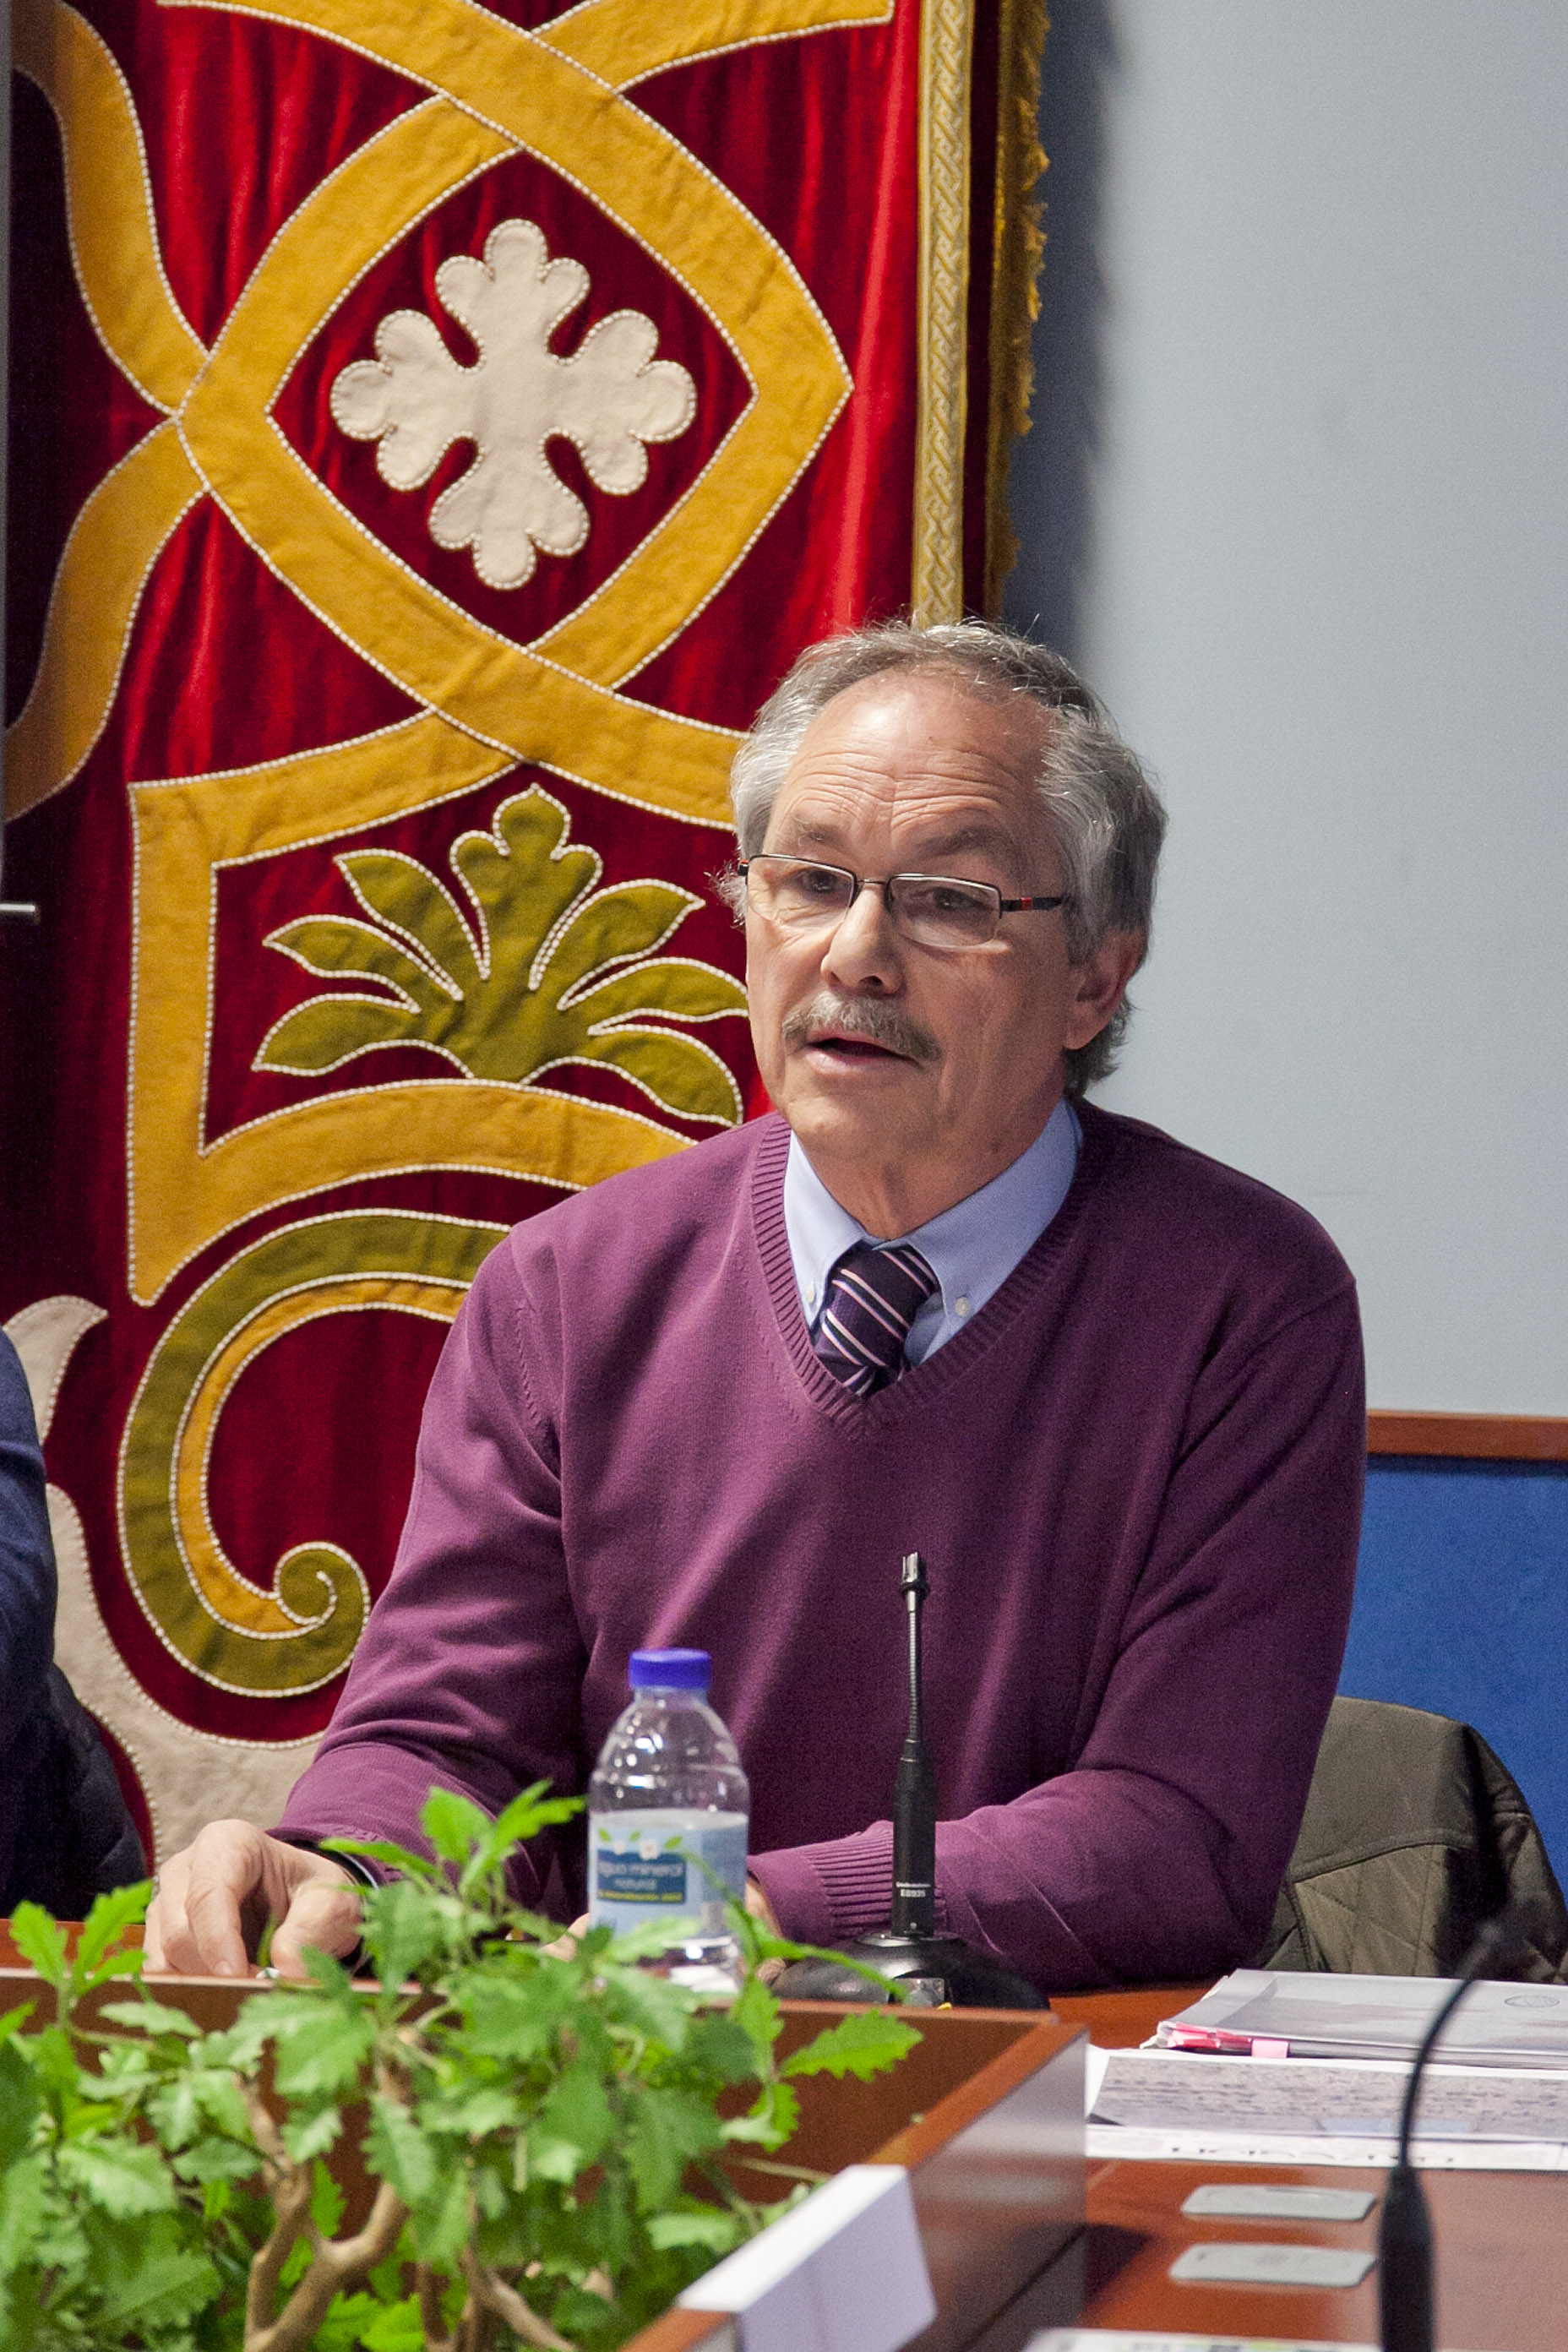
[0,1330,145,1915]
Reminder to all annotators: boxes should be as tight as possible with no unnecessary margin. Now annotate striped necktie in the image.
[813,1240,939,1396]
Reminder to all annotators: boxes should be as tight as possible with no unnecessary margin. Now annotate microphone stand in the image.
[776,1553,1043,2010]
[1380,1913,1522,2352]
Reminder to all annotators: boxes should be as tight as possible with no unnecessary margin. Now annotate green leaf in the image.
[31,2023,78,2097]
[71,1882,152,1988]
[281,2103,342,2163]
[323,1836,438,1882]
[0,2157,46,2276]
[269,2001,373,2099]
[360,1878,444,1990]
[367,2094,438,2206]
[145,2071,203,2152]
[460,1966,579,2062]
[192,2063,254,2141]
[579,1026,743,1124]
[325,2289,428,2352]
[57,2137,177,2218]
[406,2162,470,2267]
[7,1904,68,1992]
[646,2209,744,2255]
[95,2240,219,2334]
[0,2040,41,2170]
[420,1786,493,1866]
[722,2078,799,2149]
[599,1959,700,2052]
[730,1973,782,2067]
[99,1994,202,2041]
[0,2269,42,2352]
[683,2012,765,2087]
[623,2091,724,2211]
[310,2156,346,2240]
[474,1783,584,1877]
[536,2064,615,2170]
[427,2086,519,2142]
[781,2009,923,2082]
[170,2133,264,2190]
[524,2131,585,2186]
[301,1946,357,1999]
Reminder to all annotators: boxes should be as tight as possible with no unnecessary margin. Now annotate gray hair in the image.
[727,619,1168,1091]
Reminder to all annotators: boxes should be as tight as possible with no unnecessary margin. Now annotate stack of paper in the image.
[1156,1968,1568,2066]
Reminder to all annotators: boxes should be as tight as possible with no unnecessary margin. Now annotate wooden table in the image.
[9,1930,1557,2346]
[1053,1984,1562,2350]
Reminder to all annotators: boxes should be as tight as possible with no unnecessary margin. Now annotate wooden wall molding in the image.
[1367,1412,1568,1462]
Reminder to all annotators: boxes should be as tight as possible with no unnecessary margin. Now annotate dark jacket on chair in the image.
[0,1333,144,1917]
[1258,1694,1568,1981]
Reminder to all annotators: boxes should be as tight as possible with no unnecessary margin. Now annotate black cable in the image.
[1380,1912,1522,2352]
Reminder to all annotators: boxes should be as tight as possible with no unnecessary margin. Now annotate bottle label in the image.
[588,1809,748,1941]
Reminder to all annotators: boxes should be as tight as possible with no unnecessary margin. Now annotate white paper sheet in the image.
[1081,2043,1568,2170]
[1095,2046,1568,2140]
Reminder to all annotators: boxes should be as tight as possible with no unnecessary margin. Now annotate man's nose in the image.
[820,880,903,990]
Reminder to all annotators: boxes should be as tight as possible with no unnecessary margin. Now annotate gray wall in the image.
[1005,2,1568,1413]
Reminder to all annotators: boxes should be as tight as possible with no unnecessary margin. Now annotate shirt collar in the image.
[782,1096,1081,1340]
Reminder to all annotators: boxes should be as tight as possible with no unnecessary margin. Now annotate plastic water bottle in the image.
[588,1648,750,1990]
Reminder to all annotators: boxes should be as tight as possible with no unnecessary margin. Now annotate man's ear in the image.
[1063,930,1146,1051]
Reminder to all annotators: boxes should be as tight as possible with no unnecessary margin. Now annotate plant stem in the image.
[460,2247,574,2352]
[416,2264,456,2352]
[246,2176,408,2352]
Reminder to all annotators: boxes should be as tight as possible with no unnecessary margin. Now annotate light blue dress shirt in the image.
[783,1096,1081,1366]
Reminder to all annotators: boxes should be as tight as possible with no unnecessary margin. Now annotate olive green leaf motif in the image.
[254,785,748,1124]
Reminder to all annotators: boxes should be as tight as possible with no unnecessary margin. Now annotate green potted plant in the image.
[0,1786,917,2350]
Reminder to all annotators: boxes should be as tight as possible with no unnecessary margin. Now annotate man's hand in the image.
[144,1821,363,1980]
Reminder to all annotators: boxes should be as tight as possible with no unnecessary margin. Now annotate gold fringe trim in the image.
[984,0,1049,614]
[912,0,976,627]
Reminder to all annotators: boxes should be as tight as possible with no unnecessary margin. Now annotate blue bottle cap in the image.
[629,1647,711,1691]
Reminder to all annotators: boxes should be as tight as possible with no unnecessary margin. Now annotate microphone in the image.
[776,1553,1043,2010]
[1379,1910,1526,2352]
[891,1549,937,1938]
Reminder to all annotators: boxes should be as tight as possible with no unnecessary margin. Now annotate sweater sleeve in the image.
[276,1240,585,1910]
[749,1282,1366,1992]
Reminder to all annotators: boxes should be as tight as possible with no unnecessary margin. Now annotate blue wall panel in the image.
[1342,1460,1568,1881]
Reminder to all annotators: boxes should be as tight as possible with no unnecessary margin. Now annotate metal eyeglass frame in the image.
[738,853,1070,947]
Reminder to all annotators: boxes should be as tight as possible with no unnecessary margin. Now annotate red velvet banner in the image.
[3,0,1035,1858]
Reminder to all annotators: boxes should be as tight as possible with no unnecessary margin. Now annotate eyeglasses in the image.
[738,853,1069,951]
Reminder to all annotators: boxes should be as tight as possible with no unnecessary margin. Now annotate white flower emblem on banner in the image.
[330,218,699,590]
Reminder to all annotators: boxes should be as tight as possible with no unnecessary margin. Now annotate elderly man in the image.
[148,622,1364,1989]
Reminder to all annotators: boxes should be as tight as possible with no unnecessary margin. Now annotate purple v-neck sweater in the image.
[280,1105,1364,1992]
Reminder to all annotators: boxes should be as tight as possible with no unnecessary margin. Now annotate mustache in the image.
[781,993,941,1066]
